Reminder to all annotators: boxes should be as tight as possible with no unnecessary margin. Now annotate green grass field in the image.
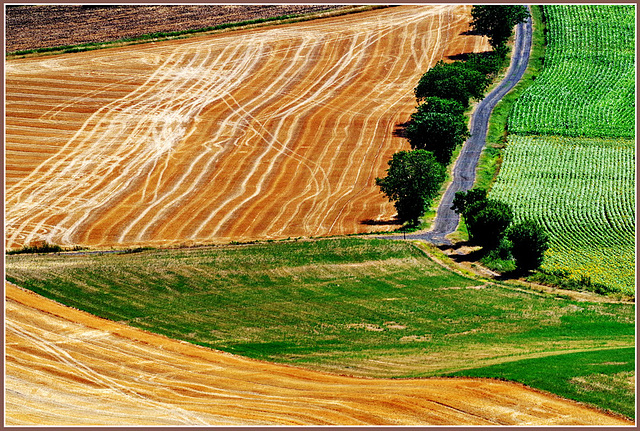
[448,347,635,419]
[5,4,635,423]
[6,238,634,416]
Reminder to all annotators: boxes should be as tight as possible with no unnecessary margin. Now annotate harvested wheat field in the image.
[6,5,489,250]
[5,282,632,426]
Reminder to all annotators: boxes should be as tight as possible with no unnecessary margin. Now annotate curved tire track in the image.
[5,5,488,249]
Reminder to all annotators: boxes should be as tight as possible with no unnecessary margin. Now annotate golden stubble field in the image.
[6,5,488,250]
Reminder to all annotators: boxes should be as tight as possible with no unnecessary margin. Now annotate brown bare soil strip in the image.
[5,5,489,250]
[5,282,633,426]
[5,5,344,53]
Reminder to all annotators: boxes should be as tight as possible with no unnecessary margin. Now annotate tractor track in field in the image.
[7,6,633,427]
[6,5,489,250]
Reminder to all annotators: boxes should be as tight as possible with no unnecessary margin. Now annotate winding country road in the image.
[385,13,533,245]
[5,9,635,426]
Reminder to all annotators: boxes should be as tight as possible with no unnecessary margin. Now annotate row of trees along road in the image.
[377,5,547,272]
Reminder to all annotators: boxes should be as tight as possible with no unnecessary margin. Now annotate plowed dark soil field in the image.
[5,5,344,53]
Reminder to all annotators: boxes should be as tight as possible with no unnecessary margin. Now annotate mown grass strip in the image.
[447,347,635,420]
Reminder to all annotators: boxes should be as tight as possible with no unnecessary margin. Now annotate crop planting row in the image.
[489,5,635,293]
[508,5,634,138]
[489,136,635,293]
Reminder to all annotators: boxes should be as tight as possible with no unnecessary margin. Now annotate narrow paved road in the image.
[382,13,533,245]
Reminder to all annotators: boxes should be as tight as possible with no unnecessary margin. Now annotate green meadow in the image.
[6,238,634,416]
[448,347,635,419]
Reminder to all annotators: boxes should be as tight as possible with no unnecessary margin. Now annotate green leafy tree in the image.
[415,96,466,117]
[451,188,487,223]
[375,150,446,224]
[404,110,469,164]
[471,5,530,49]
[453,189,513,248]
[464,49,508,75]
[465,198,514,248]
[506,219,550,271]
[414,60,491,107]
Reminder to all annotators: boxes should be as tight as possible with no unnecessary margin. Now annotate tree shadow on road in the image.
[442,241,528,281]
[493,269,527,281]
[441,241,486,262]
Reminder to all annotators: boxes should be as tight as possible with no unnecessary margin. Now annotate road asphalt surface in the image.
[381,14,533,245]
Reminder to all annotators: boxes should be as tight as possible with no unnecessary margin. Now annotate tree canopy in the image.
[375,150,446,224]
[465,198,513,248]
[507,219,550,271]
[471,5,530,48]
[452,190,550,271]
[414,96,466,117]
[452,188,513,248]
[451,188,487,218]
[464,49,508,75]
[405,110,469,165]
[414,60,491,107]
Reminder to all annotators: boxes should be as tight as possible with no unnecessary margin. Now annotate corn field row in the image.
[508,5,635,138]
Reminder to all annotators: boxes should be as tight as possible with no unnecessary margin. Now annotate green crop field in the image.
[489,5,635,293]
[490,135,635,294]
[6,238,635,416]
[508,5,635,138]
